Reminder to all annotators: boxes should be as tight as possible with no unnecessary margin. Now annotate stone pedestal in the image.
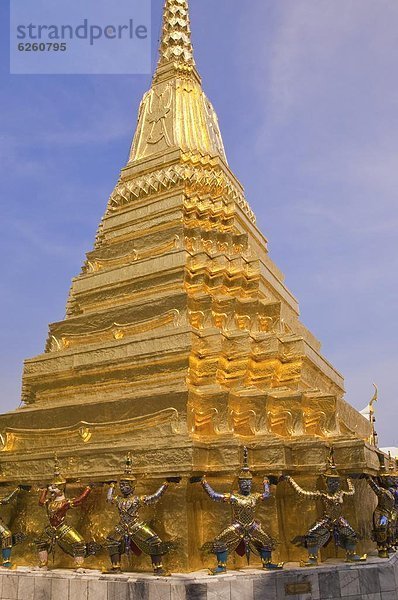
[1,554,398,600]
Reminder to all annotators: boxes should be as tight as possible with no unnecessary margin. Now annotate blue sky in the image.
[0,1,397,445]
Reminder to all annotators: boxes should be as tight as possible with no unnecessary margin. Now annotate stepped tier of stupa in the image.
[0,0,379,570]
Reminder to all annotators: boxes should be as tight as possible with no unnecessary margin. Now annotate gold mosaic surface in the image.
[0,0,379,571]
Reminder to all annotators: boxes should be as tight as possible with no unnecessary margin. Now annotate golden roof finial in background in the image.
[369,383,378,447]
[360,384,379,447]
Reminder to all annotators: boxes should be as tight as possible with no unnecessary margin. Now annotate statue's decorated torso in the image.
[286,475,356,523]
[39,486,91,530]
[46,499,71,529]
[114,495,143,529]
[368,478,396,516]
[376,488,395,514]
[389,485,398,509]
[320,492,346,521]
[110,483,169,533]
[229,492,260,528]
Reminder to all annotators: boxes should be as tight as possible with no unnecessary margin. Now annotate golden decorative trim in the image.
[107,161,255,224]
[47,309,181,352]
[189,407,220,436]
[85,235,180,273]
[0,408,179,452]
[228,409,258,437]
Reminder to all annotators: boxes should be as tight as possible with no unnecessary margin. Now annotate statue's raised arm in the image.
[284,475,321,500]
[0,487,20,505]
[201,477,231,503]
[342,478,355,497]
[142,481,170,506]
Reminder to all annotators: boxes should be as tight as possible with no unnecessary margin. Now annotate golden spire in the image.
[154,0,200,84]
[158,0,195,68]
[128,0,227,164]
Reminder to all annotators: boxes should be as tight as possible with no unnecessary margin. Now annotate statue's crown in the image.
[51,453,66,487]
[120,452,137,483]
[323,447,340,479]
[238,447,253,480]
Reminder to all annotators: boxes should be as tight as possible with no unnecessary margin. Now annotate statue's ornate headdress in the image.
[323,447,339,479]
[120,452,137,483]
[51,453,66,487]
[238,447,253,480]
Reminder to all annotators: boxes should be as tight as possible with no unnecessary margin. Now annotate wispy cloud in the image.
[266,0,398,123]
[234,0,398,445]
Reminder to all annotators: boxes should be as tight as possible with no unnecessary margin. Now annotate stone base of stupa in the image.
[2,553,397,600]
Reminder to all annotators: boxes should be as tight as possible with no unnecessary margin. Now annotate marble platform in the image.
[1,554,398,600]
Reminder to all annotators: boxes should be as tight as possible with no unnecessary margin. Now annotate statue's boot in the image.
[300,546,319,568]
[109,553,122,573]
[260,549,284,570]
[1,548,12,569]
[210,551,228,575]
[345,543,367,563]
[378,547,389,559]
[152,555,170,577]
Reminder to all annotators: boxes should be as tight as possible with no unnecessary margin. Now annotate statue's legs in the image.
[301,519,332,567]
[151,554,170,576]
[35,524,87,570]
[35,528,53,569]
[392,509,398,550]
[387,510,396,553]
[259,548,284,570]
[106,529,125,573]
[0,522,13,568]
[250,523,282,570]
[109,552,122,572]
[106,524,170,575]
[373,511,390,559]
[37,550,49,570]
[210,524,242,575]
[57,524,87,570]
[335,517,366,563]
[131,523,170,576]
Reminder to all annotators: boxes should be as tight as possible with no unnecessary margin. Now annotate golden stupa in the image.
[0,0,379,570]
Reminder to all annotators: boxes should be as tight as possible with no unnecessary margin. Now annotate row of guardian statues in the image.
[0,448,397,575]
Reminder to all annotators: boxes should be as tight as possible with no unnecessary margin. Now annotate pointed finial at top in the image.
[157,0,195,69]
